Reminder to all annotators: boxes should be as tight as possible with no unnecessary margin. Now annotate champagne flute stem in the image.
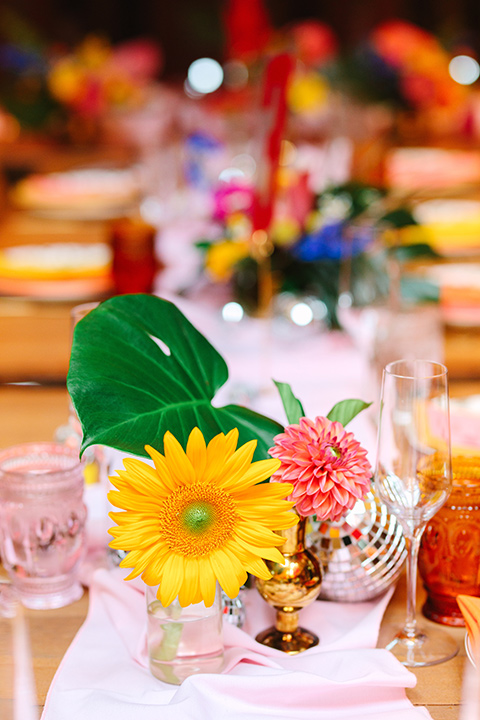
[404,534,422,638]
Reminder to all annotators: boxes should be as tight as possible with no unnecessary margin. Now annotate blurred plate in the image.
[466,634,476,667]
[0,275,113,300]
[0,242,113,300]
[11,168,140,220]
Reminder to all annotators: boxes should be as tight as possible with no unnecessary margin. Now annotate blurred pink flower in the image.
[269,416,372,521]
[290,20,338,67]
[213,181,254,221]
[111,39,163,82]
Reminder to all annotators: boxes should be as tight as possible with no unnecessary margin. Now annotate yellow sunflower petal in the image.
[186,427,207,481]
[120,459,170,497]
[210,549,241,599]
[242,555,272,579]
[144,445,176,491]
[109,537,151,551]
[235,523,287,547]
[163,431,196,486]
[236,503,296,518]
[198,557,217,607]
[234,479,293,501]
[119,544,160,579]
[109,511,159,526]
[109,521,161,543]
[228,459,281,492]
[204,428,239,478]
[224,428,239,456]
[202,433,229,483]
[235,535,287,561]
[178,558,200,607]
[108,474,131,492]
[216,439,257,490]
[107,488,164,513]
[159,554,186,606]
[216,545,248,587]
[236,506,298,529]
[256,546,286,564]
[141,548,171,585]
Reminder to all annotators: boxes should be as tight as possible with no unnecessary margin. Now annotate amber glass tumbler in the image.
[419,456,480,626]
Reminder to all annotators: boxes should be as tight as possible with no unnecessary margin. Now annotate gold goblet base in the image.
[256,624,319,654]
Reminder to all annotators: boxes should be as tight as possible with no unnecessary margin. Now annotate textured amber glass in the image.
[419,456,480,626]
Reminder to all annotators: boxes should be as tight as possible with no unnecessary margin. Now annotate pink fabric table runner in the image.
[41,568,431,720]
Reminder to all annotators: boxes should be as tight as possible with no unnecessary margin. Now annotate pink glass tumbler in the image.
[0,442,87,609]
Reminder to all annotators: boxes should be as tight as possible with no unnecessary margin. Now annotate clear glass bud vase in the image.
[145,583,224,684]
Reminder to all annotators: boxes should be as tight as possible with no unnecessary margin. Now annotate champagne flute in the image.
[375,359,458,666]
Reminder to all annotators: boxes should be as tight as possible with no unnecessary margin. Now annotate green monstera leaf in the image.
[67,294,283,460]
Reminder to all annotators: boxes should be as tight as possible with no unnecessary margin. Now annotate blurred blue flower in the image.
[0,43,46,73]
[293,221,374,261]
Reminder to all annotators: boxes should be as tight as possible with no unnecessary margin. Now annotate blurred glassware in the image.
[221,589,246,628]
[419,455,480,626]
[110,215,158,294]
[370,303,444,394]
[0,442,86,609]
[55,302,113,568]
[55,302,102,486]
[0,582,39,720]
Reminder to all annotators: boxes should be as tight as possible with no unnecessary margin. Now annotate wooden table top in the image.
[0,386,472,719]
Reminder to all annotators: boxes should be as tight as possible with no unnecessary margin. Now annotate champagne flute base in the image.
[383,625,458,667]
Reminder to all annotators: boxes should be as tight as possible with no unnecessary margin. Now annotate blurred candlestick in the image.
[223,0,272,61]
[252,53,294,234]
[251,53,293,315]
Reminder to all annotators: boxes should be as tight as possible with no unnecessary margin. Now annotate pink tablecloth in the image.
[41,568,431,720]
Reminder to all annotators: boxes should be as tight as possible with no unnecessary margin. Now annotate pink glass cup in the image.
[0,442,87,609]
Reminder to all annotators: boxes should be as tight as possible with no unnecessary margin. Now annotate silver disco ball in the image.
[308,489,407,602]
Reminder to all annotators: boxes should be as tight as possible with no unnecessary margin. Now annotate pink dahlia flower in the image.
[269,416,372,521]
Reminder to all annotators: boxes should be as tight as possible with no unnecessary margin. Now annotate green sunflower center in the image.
[181,501,215,534]
[159,482,238,557]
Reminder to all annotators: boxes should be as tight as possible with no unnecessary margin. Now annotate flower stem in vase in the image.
[146,585,224,685]
[255,515,322,653]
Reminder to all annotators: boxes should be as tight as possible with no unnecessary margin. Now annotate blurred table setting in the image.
[4,6,480,720]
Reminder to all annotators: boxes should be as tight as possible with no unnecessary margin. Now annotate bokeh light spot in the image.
[187,58,224,94]
[449,55,480,85]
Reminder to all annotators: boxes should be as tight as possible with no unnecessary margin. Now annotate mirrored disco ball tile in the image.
[309,490,407,602]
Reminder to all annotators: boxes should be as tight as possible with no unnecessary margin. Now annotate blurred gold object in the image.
[250,229,275,317]
[255,515,322,653]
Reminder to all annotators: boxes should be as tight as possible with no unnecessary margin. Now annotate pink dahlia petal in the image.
[269,414,372,522]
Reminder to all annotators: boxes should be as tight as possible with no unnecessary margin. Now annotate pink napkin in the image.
[41,568,432,720]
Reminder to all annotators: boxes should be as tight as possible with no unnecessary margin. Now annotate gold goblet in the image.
[256,515,322,653]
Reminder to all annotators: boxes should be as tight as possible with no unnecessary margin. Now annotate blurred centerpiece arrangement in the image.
[196,176,436,327]
[0,13,163,145]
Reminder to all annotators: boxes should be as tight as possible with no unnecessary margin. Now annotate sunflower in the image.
[109,427,297,607]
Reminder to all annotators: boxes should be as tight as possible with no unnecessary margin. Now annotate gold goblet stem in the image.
[256,515,322,654]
